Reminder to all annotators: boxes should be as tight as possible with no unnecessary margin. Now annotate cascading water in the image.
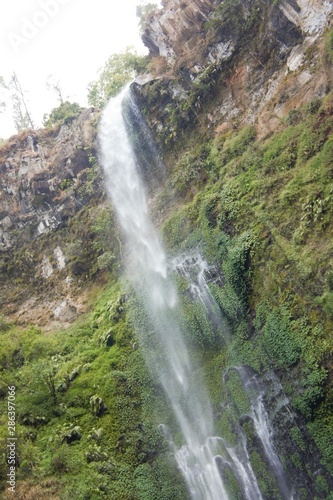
[172,253,230,337]
[99,86,229,499]
[98,87,294,499]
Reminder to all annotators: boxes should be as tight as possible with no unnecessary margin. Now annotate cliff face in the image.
[0,111,112,329]
[142,0,216,66]
[138,0,332,139]
[135,2,333,492]
[144,0,332,69]
[0,109,96,251]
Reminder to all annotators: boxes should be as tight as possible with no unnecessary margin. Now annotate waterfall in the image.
[98,87,274,499]
[171,253,230,338]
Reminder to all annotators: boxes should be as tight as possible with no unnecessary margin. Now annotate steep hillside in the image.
[1,0,333,499]
[0,108,122,330]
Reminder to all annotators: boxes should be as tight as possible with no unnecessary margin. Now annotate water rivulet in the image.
[98,88,313,499]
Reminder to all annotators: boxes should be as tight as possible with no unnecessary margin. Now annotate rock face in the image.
[138,0,332,139]
[143,0,332,70]
[142,0,216,68]
[0,109,96,251]
[0,109,107,329]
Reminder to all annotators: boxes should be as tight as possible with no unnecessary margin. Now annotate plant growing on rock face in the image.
[205,0,244,36]
[32,357,60,405]
[58,423,82,444]
[324,26,333,65]
[96,251,115,271]
[90,395,107,416]
[59,178,74,190]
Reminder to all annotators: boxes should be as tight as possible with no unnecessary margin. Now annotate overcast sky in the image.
[0,0,154,138]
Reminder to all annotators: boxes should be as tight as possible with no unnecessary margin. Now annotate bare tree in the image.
[46,74,64,104]
[10,73,34,131]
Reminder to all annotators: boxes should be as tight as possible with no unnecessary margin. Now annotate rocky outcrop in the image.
[0,109,108,329]
[142,0,216,69]
[143,0,332,71]
[137,0,332,142]
[0,108,97,251]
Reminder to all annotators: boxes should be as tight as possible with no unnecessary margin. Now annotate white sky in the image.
[0,0,153,138]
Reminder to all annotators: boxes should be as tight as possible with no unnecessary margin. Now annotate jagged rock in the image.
[68,367,80,381]
[90,428,104,440]
[143,0,332,72]
[142,0,216,68]
[53,301,77,323]
[0,109,98,252]
[136,0,332,141]
[85,450,108,463]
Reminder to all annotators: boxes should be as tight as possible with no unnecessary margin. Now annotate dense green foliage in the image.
[159,92,333,476]
[0,284,188,499]
[43,101,83,128]
[1,0,332,493]
[87,48,149,108]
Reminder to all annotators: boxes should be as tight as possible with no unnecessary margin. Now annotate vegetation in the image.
[324,25,333,65]
[136,2,158,33]
[158,92,333,478]
[43,101,83,128]
[0,73,35,132]
[0,284,188,499]
[87,48,149,108]
[0,1,333,497]
[2,89,332,497]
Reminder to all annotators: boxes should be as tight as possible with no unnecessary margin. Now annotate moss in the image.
[223,467,243,498]
[225,370,251,415]
[249,451,281,499]
[156,89,333,490]
[216,409,238,446]
[2,19,333,496]
[262,307,301,368]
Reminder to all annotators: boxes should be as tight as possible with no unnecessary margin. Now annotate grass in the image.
[0,279,189,498]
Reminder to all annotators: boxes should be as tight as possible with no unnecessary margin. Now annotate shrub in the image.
[43,101,82,127]
[262,308,300,368]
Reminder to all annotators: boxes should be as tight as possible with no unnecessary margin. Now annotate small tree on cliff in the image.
[0,73,35,132]
[43,101,83,128]
[87,47,149,108]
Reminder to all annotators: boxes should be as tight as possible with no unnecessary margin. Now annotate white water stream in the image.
[98,88,292,499]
